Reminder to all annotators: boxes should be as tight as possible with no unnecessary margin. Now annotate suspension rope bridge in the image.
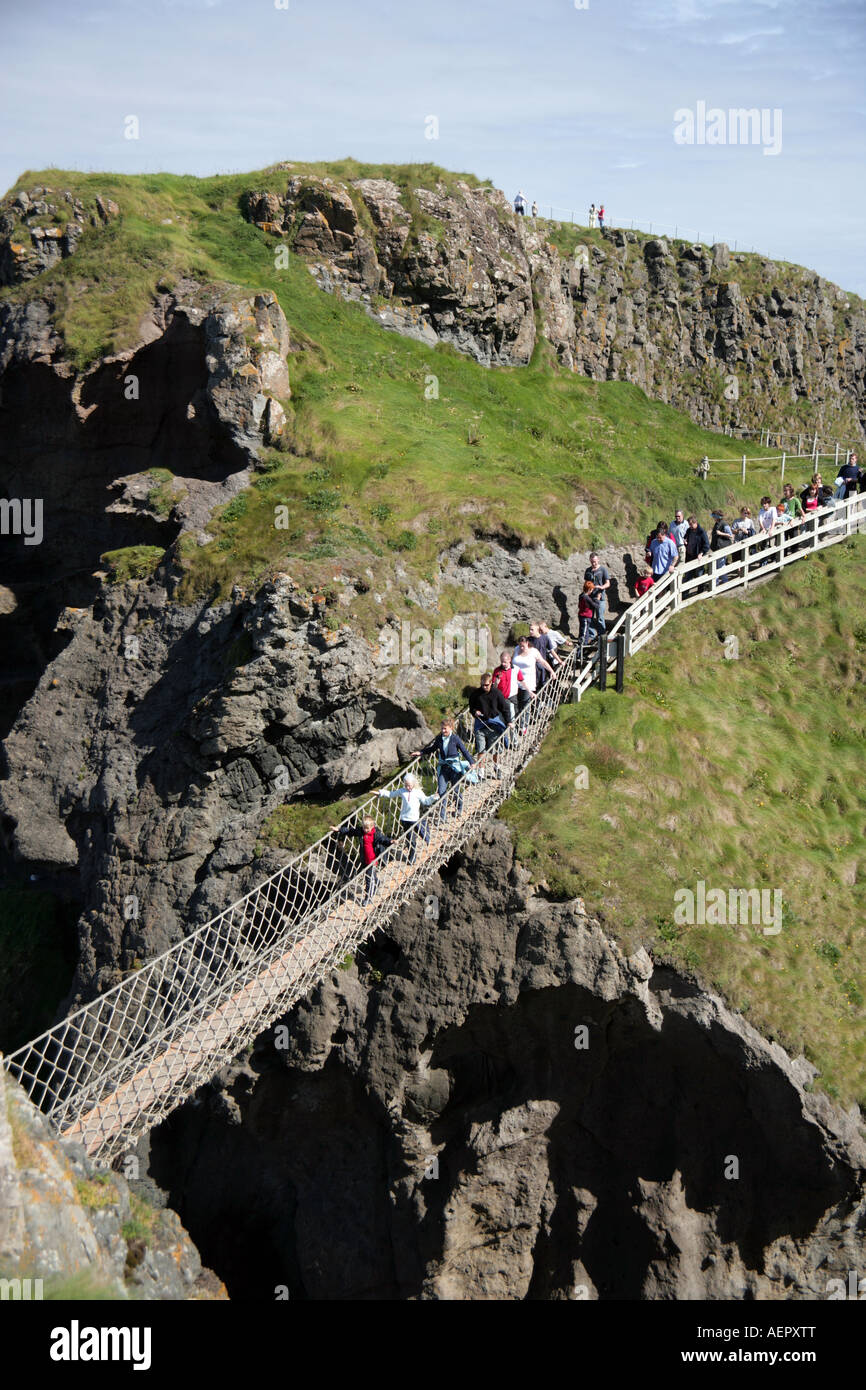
[4,488,865,1164]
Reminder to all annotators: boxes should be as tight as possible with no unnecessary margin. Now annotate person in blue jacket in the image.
[415,717,475,819]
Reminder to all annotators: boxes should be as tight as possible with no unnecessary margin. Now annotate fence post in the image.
[797,433,802,456]
[780,450,786,483]
[742,454,747,485]
[812,431,818,461]
[597,638,608,692]
[835,442,840,470]
[616,616,630,691]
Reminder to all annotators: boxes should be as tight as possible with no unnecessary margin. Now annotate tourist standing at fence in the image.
[378,773,437,864]
[837,454,861,498]
[598,203,605,229]
[584,553,611,632]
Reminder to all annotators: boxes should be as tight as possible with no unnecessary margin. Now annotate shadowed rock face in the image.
[146,823,866,1302]
[0,284,291,738]
[0,575,427,1010]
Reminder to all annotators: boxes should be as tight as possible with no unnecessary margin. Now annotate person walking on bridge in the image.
[415,717,475,819]
[584,553,611,632]
[650,523,678,581]
[684,514,710,592]
[670,512,689,566]
[378,772,437,864]
[330,815,393,904]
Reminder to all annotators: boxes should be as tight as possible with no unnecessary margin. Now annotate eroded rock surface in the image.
[241,170,866,439]
[147,822,866,1301]
[0,1068,225,1299]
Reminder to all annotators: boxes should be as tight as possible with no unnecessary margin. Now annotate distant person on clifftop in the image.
[378,772,437,864]
[598,203,605,229]
[589,203,597,228]
[514,190,526,215]
[330,815,393,904]
[531,199,539,218]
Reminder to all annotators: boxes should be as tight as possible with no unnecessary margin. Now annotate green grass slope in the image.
[0,164,831,610]
[502,537,866,1108]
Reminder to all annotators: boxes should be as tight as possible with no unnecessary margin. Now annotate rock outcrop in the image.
[0,1067,225,1299]
[0,574,427,1010]
[147,821,866,1301]
[240,170,866,440]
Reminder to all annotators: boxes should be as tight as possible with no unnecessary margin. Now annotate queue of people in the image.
[329,617,580,901]
[627,463,862,608]
[329,454,862,903]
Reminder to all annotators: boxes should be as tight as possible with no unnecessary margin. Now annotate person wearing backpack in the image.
[415,717,475,819]
[330,815,393,904]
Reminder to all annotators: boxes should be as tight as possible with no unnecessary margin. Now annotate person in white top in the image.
[379,772,437,863]
[512,635,553,708]
[759,496,779,534]
[670,510,689,564]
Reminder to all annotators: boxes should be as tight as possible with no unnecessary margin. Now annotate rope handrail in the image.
[5,491,864,1163]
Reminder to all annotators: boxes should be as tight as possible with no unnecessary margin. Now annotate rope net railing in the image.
[3,640,582,1162]
[5,491,865,1163]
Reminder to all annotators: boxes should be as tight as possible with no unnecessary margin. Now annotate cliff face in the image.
[0,1067,225,1299]
[241,172,866,440]
[146,822,866,1301]
[0,574,426,1011]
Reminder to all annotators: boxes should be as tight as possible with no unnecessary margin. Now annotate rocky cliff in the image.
[146,822,866,1301]
[1,163,865,1301]
[240,171,866,440]
[0,1066,225,1299]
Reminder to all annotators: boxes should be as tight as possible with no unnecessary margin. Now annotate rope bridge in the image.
[4,489,865,1163]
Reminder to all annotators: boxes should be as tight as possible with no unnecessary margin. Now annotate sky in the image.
[1,0,864,292]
